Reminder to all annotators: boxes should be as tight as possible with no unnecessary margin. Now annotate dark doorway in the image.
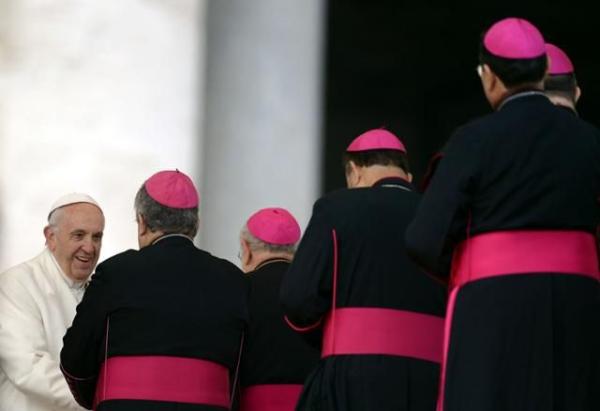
[323,1,599,192]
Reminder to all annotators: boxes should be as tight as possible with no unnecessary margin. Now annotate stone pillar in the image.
[200,0,325,263]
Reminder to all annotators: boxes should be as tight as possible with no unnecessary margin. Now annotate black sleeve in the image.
[280,197,334,334]
[420,151,444,193]
[405,128,483,277]
[60,261,115,409]
[596,226,600,270]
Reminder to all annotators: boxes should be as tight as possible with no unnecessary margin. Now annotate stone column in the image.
[200,0,325,263]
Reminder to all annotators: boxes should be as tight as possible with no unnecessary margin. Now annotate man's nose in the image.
[81,237,95,253]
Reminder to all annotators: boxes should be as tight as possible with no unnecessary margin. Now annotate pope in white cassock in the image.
[0,193,105,411]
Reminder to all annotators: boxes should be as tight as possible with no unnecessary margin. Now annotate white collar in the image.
[46,248,88,290]
[379,184,411,191]
[152,233,194,245]
[254,257,291,271]
[498,90,547,110]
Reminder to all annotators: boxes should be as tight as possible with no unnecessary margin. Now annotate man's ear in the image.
[44,225,56,250]
[346,161,362,188]
[407,172,413,183]
[241,239,252,267]
[351,161,364,175]
[575,86,581,103]
[481,64,497,93]
[137,214,148,236]
[481,64,510,110]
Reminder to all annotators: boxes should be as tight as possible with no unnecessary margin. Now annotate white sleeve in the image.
[0,274,85,411]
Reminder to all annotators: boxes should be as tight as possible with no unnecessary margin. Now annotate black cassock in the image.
[239,260,320,410]
[61,235,248,411]
[406,92,600,411]
[281,177,446,411]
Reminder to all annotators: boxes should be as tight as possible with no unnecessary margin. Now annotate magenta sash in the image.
[94,356,230,409]
[451,230,599,286]
[321,307,444,363]
[437,230,599,411]
[240,384,303,411]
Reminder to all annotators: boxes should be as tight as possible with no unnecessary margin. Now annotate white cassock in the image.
[0,248,87,411]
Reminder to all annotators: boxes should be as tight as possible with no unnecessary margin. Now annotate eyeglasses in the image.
[476,64,484,78]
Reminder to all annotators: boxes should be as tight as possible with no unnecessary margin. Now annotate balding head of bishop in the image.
[134,170,200,249]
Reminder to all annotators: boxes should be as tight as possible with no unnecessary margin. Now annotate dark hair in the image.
[134,185,199,237]
[544,73,578,101]
[343,149,410,174]
[479,41,547,88]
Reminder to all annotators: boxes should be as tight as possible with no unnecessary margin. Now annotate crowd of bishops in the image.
[0,16,598,411]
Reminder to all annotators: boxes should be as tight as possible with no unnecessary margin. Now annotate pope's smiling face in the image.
[45,203,105,282]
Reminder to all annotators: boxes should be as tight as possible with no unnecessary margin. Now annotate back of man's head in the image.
[343,128,411,188]
[239,207,301,273]
[135,170,200,239]
[478,18,548,89]
[544,43,579,107]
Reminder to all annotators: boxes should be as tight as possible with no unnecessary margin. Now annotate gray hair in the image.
[240,225,297,255]
[47,207,65,231]
[134,185,199,237]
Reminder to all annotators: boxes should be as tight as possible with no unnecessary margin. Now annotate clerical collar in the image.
[152,233,194,245]
[255,257,291,271]
[48,249,87,290]
[498,90,548,111]
[556,104,578,116]
[373,177,413,192]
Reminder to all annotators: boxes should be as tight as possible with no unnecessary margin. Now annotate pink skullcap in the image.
[247,207,301,245]
[346,129,407,153]
[483,17,546,59]
[546,43,574,75]
[144,169,199,209]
